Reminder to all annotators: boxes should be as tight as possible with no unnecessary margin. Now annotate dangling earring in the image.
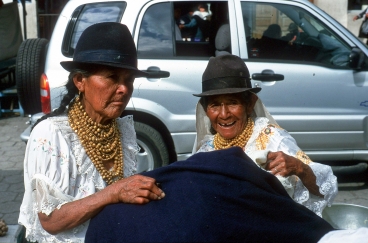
[78,90,81,98]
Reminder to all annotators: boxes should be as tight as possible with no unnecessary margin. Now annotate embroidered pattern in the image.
[53,150,68,165]
[296,150,311,165]
[33,138,68,165]
[256,124,276,150]
[34,138,53,153]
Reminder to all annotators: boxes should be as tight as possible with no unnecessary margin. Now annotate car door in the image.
[130,0,236,159]
[236,0,368,162]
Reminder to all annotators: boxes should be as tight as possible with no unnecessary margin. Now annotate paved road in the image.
[0,114,367,241]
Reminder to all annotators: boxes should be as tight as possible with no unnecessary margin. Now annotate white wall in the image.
[3,0,37,39]
[314,0,367,43]
[314,0,348,27]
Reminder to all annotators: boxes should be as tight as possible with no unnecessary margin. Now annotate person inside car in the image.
[256,23,287,58]
[18,22,165,242]
[179,3,211,41]
[192,54,338,217]
[281,22,300,45]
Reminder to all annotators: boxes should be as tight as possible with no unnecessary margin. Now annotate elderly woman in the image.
[18,22,165,242]
[193,54,337,216]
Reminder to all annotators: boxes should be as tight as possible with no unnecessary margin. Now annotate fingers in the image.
[269,163,284,176]
[265,151,282,169]
[266,151,302,177]
[266,151,281,161]
[115,175,165,204]
[266,151,287,176]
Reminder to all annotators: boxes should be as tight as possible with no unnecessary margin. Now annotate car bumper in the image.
[20,112,45,143]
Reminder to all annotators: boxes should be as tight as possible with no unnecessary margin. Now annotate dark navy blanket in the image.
[86,147,333,243]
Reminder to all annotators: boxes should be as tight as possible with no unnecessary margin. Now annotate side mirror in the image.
[349,47,364,70]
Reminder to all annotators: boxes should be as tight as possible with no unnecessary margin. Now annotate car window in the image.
[62,2,126,57]
[242,2,352,68]
[137,1,229,59]
[137,2,174,58]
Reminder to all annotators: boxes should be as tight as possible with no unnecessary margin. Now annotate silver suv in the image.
[17,0,368,173]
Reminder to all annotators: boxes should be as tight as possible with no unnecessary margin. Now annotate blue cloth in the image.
[86,147,333,243]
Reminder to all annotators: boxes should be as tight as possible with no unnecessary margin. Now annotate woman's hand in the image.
[353,15,359,21]
[265,151,323,197]
[265,151,301,177]
[38,174,165,235]
[110,174,165,204]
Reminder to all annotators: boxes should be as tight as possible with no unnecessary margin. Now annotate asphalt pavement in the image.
[0,113,368,242]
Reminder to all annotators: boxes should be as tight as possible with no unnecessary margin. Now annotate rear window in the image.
[62,2,126,57]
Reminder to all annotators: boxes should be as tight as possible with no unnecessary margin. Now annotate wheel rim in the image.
[136,138,155,173]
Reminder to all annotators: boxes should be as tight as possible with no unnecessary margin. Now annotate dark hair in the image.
[31,69,92,131]
[198,3,208,11]
[263,24,281,39]
[199,92,253,135]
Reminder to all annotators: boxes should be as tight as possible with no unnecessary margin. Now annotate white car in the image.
[17,0,368,173]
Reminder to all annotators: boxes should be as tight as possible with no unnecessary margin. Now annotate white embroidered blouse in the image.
[18,115,139,243]
[197,117,338,217]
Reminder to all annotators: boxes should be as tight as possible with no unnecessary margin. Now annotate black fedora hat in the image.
[60,22,147,77]
[193,55,261,97]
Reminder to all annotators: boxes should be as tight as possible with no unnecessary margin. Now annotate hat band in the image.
[74,50,136,67]
[202,77,250,93]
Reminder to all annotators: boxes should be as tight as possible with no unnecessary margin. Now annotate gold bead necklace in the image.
[214,117,254,150]
[68,96,124,185]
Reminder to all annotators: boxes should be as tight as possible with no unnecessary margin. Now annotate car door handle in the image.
[143,66,170,79]
[252,69,284,82]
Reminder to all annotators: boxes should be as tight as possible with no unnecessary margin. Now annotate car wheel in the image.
[134,122,169,173]
[15,38,49,114]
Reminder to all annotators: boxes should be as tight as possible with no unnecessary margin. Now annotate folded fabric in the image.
[86,147,333,243]
[248,150,294,197]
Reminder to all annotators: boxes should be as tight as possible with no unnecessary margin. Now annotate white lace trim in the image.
[20,174,85,243]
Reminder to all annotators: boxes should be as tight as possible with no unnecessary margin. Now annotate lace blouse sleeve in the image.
[23,119,75,213]
[266,126,338,216]
[18,119,77,241]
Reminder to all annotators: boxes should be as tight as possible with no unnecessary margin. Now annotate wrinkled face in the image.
[74,67,135,124]
[205,93,255,139]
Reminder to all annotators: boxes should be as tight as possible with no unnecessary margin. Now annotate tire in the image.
[134,122,169,173]
[15,38,49,114]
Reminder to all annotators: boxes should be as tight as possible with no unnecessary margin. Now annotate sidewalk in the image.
[0,114,29,243]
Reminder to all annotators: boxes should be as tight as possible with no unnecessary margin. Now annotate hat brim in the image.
[60,61,149,78]
[193,87,261,97]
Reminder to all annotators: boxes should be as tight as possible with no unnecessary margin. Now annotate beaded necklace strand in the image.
[68,96,124,185]
[214,117,254,150]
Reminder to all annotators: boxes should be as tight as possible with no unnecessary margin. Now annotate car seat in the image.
[215,24,231,56]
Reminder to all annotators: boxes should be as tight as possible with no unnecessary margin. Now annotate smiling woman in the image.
[206,93,255,141]
[193,54,338,217]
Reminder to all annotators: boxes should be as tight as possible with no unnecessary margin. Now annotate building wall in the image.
[314,0,366,42]
[314,0,348,27]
